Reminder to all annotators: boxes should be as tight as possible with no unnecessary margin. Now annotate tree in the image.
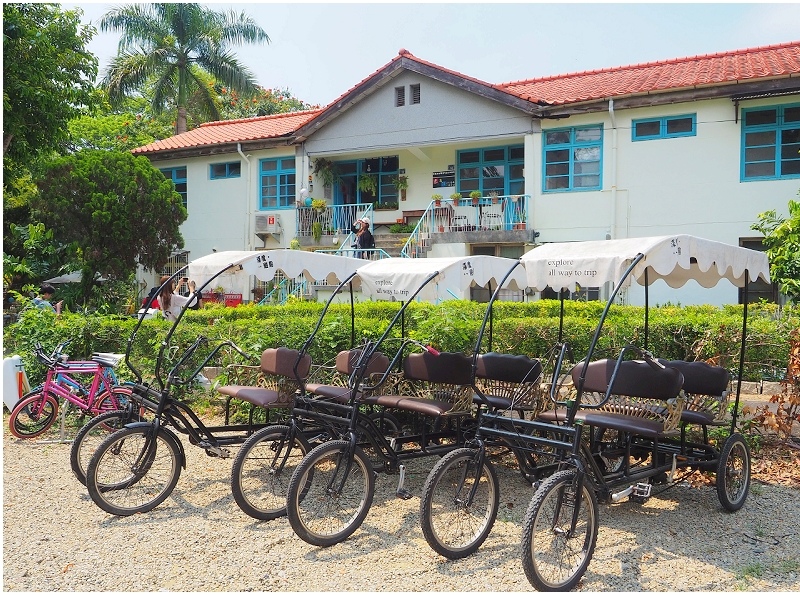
[31,150,187,301]
[752,196,800,303]
[216,85,319,120]
[99,3,270,134]
[3,4,97,160]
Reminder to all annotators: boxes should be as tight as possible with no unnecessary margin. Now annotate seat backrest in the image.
[475,352,542,384]
[261,347,311,380]
[335,349,390,376]
[658,359,729,395]
[403,351,472,384]
[572,358,684,401]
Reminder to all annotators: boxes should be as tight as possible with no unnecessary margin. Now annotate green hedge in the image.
[5,300,797,384]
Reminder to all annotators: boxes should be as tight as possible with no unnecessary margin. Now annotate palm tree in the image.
[100,3,269,134]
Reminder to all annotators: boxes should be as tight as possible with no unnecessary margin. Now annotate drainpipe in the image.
[237,143,252,250]
[608,99,618,241]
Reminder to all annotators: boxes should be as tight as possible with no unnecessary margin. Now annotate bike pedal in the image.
[396,488,412,500]
[629,482,652,503]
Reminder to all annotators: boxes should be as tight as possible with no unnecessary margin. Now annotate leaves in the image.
[752,197,800,302]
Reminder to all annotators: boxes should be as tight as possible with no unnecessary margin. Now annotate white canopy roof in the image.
[187,250,363,291]
[519,235,771,292]
[356,256,527,303]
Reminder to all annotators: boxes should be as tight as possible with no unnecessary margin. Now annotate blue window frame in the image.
[210,161,241,179]
[632,114,696,141]
[543,125,602,192]
[456,145,524,196]
[741,104,800,180]
[160,167,187,208]
[259,157,296,209]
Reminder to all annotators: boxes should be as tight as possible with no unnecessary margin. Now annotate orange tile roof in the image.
[134,42,800,155]
[131,109,320,154]
[497,41,800,105]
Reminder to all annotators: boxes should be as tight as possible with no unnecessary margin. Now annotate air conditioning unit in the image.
[254,212,282,238]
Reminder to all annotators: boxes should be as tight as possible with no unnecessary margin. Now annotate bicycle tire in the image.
[286,439,375,547]
[69,408,142,486]
[716,432,751,512]
[231,424,311,520]
[521,469,599,591]
[93,387,132,415]
[86,425,182,516]
[419,447,499,559]
[8,391,59,439]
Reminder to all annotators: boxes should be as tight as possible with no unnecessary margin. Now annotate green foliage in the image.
[389,223,415,233]
[751,197,800,302]
[5,301,797,389]
[2,223,77,289]
[67,100,174,152]
[31,150,186,301]
[215,85,319,119]
[99,3,270,134]
[2,4,98,163]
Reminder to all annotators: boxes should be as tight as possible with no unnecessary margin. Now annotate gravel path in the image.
[3,421,800,592]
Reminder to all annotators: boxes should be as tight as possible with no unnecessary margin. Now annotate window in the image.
[160,167,187,208]
[410,84,421,105]
[210,161,241,179]
[395,86,405,107]
[259,157,296,209]
[632,114,696,140]
[456,145,524,196]
[543,125,602,191]
[363,156,399,206]
[741,104,800,180]
[540,285,600,302]
[159,250,188,278]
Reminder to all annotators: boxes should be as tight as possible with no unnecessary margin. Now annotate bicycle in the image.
[84,334,257,516]
[8,341,131,439]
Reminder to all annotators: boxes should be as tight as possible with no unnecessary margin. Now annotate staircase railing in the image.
[400,194,529,258]
[296,202,374,244]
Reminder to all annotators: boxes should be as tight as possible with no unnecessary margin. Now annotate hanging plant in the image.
[311,221,323,242]
[313,158,341,188]
[358,173,378,195]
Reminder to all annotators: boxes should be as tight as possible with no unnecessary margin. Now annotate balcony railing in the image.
[295,202,374,239]
[401,195,529,258]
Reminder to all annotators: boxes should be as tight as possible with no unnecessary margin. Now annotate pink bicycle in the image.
[8,341,131,439]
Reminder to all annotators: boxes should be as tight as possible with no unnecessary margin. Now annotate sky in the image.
[64,2,800,108]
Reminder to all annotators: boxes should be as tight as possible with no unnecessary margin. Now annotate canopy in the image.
[187,250,364,291]
[519,235,770,292]
[45,271,106,284]
[356,256,527,303]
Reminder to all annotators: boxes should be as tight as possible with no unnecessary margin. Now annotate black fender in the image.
[123,421,187,470]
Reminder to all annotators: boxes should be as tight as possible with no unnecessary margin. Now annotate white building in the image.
[133,42,800,306]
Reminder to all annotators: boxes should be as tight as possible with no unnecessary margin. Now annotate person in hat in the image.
[33,283,62,314]
[355,216,375,259]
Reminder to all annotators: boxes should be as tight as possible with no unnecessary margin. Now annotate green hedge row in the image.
[5,300,797,385]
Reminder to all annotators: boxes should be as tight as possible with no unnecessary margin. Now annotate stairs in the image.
[373,233,412,257]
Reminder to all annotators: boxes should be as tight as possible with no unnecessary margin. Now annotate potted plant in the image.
[514,210,527,230]
[489,190,500,204]
[393,175,409,201]
[311,198,327,213]
[470,190,482,205]
[311,221,323,243]
[432,193,443,207]
[450,191,462,206]
[375,201,398,210]
[358,173,378,195]
[213,285,225,301]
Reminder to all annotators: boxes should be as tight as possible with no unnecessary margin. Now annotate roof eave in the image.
[133,135,296,161]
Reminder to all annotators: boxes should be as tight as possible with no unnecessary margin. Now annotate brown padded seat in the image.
[305,349,390,404]
[659,359,730,426]
[369,351,473,417]
[473,352,543,410]
[217,347,310,408]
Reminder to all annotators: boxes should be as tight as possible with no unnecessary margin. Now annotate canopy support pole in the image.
[731,271,750,432]
[644,268,649,350]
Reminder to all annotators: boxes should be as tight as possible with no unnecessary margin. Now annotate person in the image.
[158,275,199,322]
[355,217,375,259]
[33,284,62,315]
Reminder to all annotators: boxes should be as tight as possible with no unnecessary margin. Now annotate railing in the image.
[259,277,307,305]
[400,194,529,258]
[314,247,393,260]
[295,202,374,239]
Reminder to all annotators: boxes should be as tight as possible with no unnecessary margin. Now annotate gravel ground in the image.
[3,418,800,592]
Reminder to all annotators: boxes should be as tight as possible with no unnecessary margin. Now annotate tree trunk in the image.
[176,106,188,135]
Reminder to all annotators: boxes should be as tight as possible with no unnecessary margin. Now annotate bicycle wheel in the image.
[419,447,499,559]
[8,391,59,439]
[70,409,142,486]
[93,387,133,415]
[716,433,751,512]
[286,439,375,547]
[231,424,311,520]
[86,425,182,516]
[521,469,599,592]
